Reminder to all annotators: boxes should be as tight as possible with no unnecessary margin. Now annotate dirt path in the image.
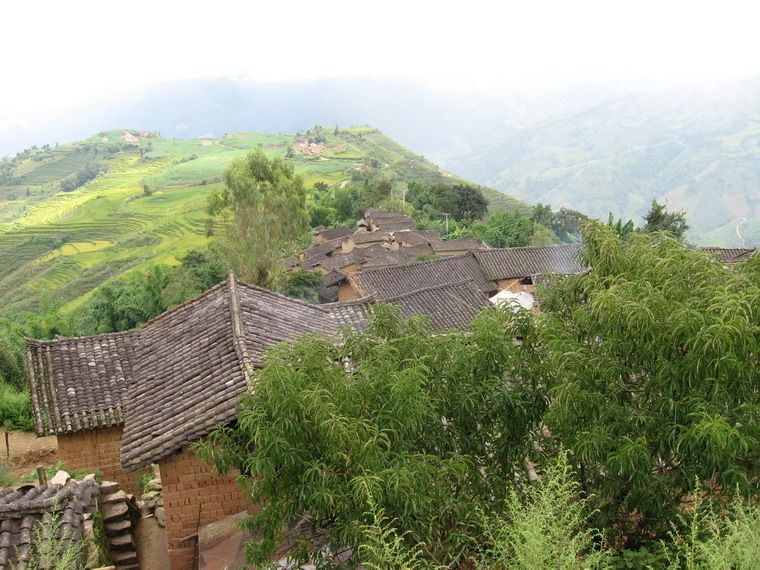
[1,429,58,478]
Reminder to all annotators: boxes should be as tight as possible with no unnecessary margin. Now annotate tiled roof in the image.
[395,231,430,247]
[317,250,365,271]
[317,227,352,241]
[322,298,373,330]
[701,247,757,264]
[383,281,489,330]
[304,240,341,259]
[322,269,347,288]
[473,244,586,281]
[350,252,494,299]
[120,282,243,472]
[351,232,392,245]
[430,238,483,252]
[0,479,100,570]
[398,244,434,262]
[120,278,371,471]
[25,331,138,436]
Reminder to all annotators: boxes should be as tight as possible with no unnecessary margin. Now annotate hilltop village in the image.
[2,204,753,569]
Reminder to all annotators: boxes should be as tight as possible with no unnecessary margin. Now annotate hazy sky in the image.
[2,0,758,121]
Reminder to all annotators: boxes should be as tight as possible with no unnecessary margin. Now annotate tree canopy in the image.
[535,223,759,544]
[209,149,308,287]
[642,199,689,238]
[196,306,547,567]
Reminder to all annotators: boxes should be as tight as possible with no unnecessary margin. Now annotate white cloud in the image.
[1,0,758,119]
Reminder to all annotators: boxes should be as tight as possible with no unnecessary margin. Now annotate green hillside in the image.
[449,85,760,247]
[0,127,525,316]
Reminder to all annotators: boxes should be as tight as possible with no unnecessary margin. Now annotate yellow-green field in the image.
[0,128,526,315]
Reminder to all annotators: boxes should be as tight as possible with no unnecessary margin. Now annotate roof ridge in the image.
[235,279,333,314]
[228,273,255,386]
[474,243,583,254]
[24,328,138,345]
[380,279,480,302]
[355,251,473,275]
[132,280,230,329]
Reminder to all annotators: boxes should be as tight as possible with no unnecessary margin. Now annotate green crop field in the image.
[0,127,526,316]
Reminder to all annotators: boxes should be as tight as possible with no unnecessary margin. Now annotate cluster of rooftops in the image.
[25,208,757,476]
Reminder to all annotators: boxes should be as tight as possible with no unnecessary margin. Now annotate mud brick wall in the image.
[160,446,255,570]
[57,426,144,495]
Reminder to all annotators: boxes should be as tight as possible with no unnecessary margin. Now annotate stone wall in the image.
[57,426,144,495]
[159,446,255,570]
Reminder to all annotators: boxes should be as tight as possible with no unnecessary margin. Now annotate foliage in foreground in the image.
[661,490,760,570]
[477,451,611,570]
[196,305,547,567]
[536,223,759,544]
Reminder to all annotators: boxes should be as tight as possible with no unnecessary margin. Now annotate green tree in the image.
[474,210,534,248]
[196,306,547,567]
[642,199,689,238]
[208,149,308,287]
[534,223,759,545]
[606,212,635,240]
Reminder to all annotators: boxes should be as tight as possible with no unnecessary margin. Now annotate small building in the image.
[347,252,496,301]
[26,275,490,569]
[700,247,757,265]
[315,226,352,244]
[430,238,484,257]
[473,244,586,293]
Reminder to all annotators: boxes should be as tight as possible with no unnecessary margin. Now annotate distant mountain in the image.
[4,77,757,245]
[0,128,524,315]
[446,80,760,247]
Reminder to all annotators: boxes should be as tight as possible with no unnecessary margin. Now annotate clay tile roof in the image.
[0,479,100,569]
[395,231,430,247]
[472,244,586,281]
[120,282,242,472]
[383,280,489,330]
[430,238,484,252]
[119,277,370,472]
[317,250,365,271]
[351,232,392,245]
[322,269,348,288]
[304,240,341,259]
[322,298,373,330]
[351,252,494,299]
[700,247,757,264]
[25,331,138,436]
[318,227,352,241]
[398,244,434,262]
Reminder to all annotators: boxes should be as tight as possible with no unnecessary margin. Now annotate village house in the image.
[473,244,586,293]
[26,270,504,569]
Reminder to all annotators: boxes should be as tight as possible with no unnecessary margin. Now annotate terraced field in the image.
[0,128,526,316]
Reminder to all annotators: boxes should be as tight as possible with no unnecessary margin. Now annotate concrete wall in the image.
[159,446,255,570]
[57,426,144,495]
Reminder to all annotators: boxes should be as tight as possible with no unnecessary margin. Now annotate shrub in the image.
[661,490,760,570]
[0,382,34,431]
[477,451,612,570]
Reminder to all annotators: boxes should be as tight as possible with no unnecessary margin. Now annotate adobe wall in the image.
[338,281,361,301]
[57,426,144,495]
[496,278,534,293]
[160,446,256,570]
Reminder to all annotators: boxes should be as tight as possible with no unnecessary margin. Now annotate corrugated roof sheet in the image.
[473,244,586,280]
[350,252,494,299]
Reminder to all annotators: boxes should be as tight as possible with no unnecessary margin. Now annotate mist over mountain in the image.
[2,76,758,246]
